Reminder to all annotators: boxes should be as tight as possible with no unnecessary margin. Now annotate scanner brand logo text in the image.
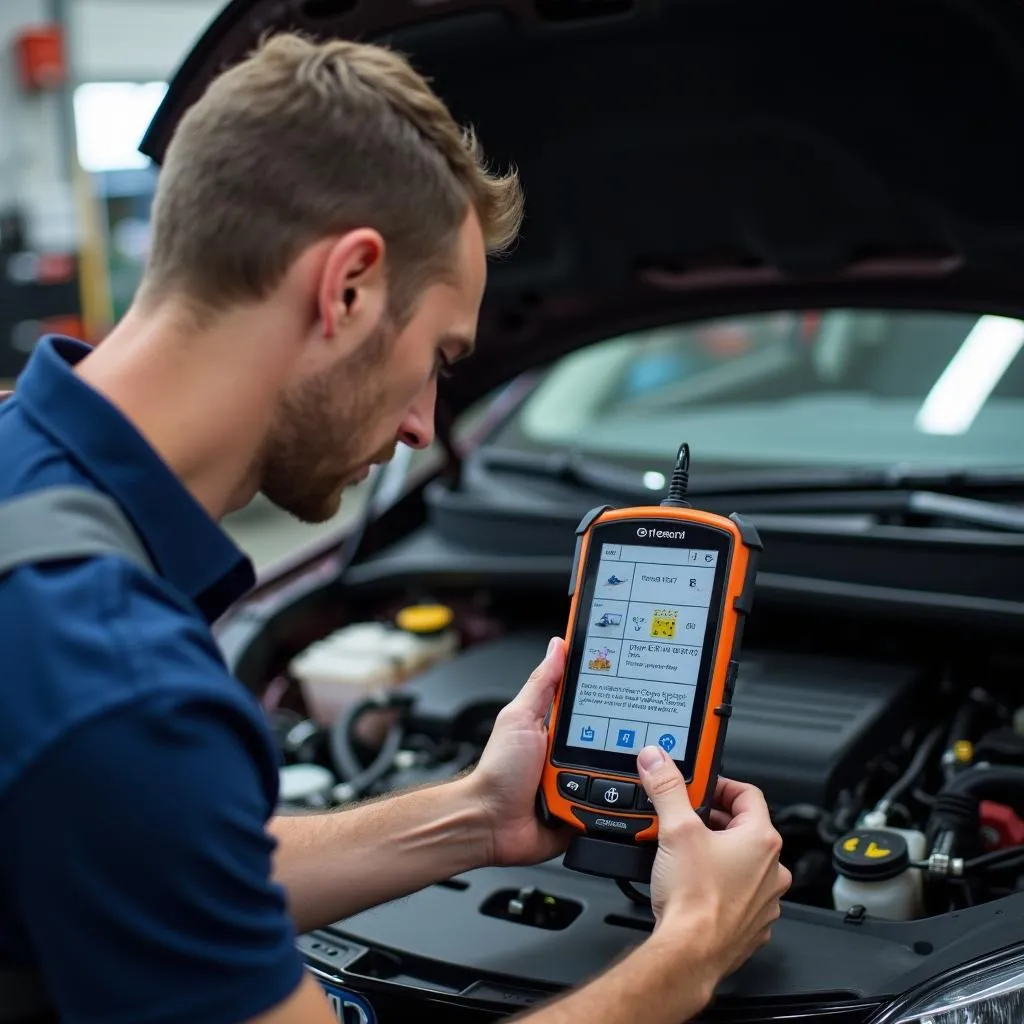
[636,527,685,540]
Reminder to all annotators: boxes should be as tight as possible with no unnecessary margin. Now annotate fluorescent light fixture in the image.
[74,82,169,173]
[914,314,1024,435]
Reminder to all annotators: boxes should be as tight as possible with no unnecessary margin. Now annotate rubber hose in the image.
[938,764,1024,807]
[877,726,944,811]
[329,696,405,799]
[927,764,1024,849]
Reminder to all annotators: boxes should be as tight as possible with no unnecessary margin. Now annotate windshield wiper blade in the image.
[903,491,1024,532]
[682,464,1024,498]
[475,448,904,499]
[475,447,1024,529]
[474,447,654,500]
[685,480,1024,533]
[741,489,1024,534]
[478,448,1024,498]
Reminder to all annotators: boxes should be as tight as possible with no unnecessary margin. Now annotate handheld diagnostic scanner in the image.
[537,443,762,885]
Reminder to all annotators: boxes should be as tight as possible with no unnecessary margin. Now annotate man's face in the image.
[258,213,486,523]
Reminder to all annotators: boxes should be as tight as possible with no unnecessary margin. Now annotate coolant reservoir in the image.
[831,828,926,921]
[288,607,458,731]
[289,622,405,728]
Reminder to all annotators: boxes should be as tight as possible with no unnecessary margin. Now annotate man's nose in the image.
[396,382,437,450]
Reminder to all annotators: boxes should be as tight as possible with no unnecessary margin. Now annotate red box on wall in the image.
[14,25,66,92]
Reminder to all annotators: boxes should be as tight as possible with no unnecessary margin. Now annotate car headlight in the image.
[870,946,1024,1023]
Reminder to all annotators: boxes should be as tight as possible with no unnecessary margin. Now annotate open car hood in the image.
[141,0,1024,418]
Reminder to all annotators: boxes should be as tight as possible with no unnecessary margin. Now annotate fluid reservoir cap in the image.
[395,603,454,635]
[953,739,974,765]
[832,829,909,882]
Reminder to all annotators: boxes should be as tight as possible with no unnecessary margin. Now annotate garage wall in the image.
[0,2,41,208]
[68,0,220,81]
[1,0,221,211]
[0,0,75,237]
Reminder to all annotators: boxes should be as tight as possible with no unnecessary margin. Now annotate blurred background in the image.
[0,0,378,572]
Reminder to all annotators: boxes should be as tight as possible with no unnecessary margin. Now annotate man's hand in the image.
[511,746,790,1024]
[268,638,571,930]
[637,745,792,983]
[465,636,573,867]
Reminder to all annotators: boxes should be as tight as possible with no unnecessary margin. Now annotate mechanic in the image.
[0,32,790,1024]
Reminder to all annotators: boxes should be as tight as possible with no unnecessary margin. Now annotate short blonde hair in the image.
[141,32,523,321]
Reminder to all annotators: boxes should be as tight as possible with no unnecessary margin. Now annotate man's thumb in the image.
[516,636,565,716]
[637,745,696,829]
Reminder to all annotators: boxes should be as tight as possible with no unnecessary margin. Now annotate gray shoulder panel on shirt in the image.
[0,485,154,579]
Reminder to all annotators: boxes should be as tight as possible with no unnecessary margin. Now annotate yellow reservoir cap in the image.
[395,604,455,635]
[953,740,974,765]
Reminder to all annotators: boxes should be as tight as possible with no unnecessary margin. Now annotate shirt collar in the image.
[16,335,255,621]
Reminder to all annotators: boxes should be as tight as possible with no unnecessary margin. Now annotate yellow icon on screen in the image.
[650,609,678,640]
[587,649,613,672]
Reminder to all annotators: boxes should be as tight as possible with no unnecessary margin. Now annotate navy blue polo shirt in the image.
[0,337,304,1023]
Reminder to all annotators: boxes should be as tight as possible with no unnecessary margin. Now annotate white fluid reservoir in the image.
[831,827,926,922]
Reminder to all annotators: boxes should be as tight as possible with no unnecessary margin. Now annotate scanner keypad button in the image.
[590,778,636,809]
[635,788,656,813]
[557,772,590,801]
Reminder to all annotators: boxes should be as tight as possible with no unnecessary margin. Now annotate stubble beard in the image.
[256,317,397,525]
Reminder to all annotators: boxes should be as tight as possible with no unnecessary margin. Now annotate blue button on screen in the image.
[644,724,688,758]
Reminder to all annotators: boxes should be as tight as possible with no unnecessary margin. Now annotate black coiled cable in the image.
[660,443,692,508]
[329,693,410,801]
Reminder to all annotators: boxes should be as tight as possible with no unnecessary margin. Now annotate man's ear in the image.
[318,229,387,347]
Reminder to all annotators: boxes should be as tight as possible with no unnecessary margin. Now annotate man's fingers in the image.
[714,776,772,829]
[511,636,565,719]
[636,746,698,833]
[707,808,731,831]
[713,776,751,810]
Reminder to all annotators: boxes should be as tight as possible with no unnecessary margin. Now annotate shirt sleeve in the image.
[1,693,306,1024]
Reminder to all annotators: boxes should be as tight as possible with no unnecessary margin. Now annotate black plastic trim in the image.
[697,700,733,825]
[730,511,765,551]
[723,660,739,701]
[731,513,763,616]
[576,504,614,536]
[535,786,557,830]
[568,504,612,596]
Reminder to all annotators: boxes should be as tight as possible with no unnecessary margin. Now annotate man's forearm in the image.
[268,776,491,933]
[516,927,717,1024]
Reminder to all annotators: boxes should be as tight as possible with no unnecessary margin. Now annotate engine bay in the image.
[219,490,1024,1016]
[253,556,1024,922]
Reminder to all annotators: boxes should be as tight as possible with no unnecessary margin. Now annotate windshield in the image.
[485,309,1024,478]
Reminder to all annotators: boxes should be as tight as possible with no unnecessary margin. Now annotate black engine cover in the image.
[402,633,921,809]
